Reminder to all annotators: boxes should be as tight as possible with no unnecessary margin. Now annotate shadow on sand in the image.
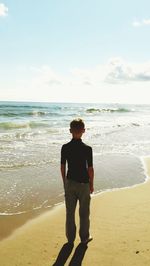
[52,242,88,266]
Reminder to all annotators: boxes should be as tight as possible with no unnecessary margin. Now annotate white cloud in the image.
[70,68,94,86]
[71,64,111,87]
[31,60,150,88]
[30,65,63,87]
[70,58,150,85]
[3,60,150,104]
[0,3,8,17]
[132,18,150,27]
[105,58,150,83]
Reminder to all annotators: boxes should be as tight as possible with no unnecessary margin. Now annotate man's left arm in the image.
[60,145,67,188]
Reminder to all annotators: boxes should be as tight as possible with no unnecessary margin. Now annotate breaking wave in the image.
[0,121,51,130]
[0,111,61,118]
[86,107,133,113]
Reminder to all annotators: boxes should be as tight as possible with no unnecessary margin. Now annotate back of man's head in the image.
[70,118,85,131]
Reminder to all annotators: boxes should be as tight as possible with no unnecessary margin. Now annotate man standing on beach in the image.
[61,118,94,244]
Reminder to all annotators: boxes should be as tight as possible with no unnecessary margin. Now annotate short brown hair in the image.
[70,118,85,131]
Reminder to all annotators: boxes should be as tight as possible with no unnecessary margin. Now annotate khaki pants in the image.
[64,179,91,243]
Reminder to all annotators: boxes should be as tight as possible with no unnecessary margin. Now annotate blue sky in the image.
[0,0,150,103]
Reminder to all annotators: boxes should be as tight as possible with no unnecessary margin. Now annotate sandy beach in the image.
[0,157,150,266]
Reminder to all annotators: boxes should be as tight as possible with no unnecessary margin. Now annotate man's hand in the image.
[90,184,94,194]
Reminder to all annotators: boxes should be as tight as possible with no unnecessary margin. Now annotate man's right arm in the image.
[87,147,94,193]
[88,166,94,193]
[61,164,66,187]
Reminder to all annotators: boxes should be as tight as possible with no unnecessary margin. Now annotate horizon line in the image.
[0,100,150,105]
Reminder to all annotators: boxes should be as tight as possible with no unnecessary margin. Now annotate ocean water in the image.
[0,101,150,217]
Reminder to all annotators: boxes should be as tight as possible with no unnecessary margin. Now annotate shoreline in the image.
[0,157,150,265]
[0,155,147,242]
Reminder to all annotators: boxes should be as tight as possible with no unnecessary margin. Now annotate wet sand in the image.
[0,157,150,265]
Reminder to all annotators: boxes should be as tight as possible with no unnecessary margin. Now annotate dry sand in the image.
[0,157,150,266]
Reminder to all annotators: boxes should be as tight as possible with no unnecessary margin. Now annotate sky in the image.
[0,0,150,104]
